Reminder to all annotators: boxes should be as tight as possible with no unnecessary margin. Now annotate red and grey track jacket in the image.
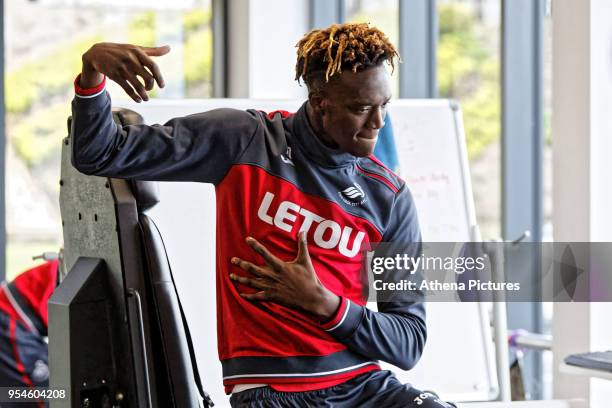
[71,77,426,393]
[0,260,58,388]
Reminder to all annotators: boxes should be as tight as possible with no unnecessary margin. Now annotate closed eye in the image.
[351,99,391,114]
[352,106,372,114]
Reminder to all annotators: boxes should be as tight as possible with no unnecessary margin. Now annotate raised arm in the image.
[71,43,261,183]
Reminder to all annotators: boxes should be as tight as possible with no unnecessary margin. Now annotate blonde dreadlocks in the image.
[295,23,399,91]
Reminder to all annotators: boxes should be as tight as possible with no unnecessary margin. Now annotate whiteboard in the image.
[383,100,497,401]
[391,100,475,242]
[119,98,497,405]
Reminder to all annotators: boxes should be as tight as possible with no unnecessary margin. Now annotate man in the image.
[72,23,454,408]
[0,260,58,408]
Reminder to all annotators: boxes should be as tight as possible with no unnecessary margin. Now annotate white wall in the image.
[227,0,309,99]
[552,0,612,405]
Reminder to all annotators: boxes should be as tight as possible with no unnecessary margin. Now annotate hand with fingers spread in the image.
[230,232,341,320]
[80,42,170,102]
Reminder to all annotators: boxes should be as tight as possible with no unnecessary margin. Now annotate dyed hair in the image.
[295,22,399,92]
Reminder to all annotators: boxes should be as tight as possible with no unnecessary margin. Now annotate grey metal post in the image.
[212,0,227,97]
[502,0,545,399]
[226,0,250,98]
[310,0,344,28]
[398,0,438,98]
[502,0,544,243]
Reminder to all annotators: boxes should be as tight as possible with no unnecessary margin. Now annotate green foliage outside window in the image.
[128,11,157,47]
[12,103,70,166]
[183,9,212,37]
[437,3,500,160]
[184,29,212,87]
[6,9,213,169]
[6,4,496,168]
[6,37,101,114]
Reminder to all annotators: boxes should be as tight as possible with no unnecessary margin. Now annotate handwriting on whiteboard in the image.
[404,172,451,186]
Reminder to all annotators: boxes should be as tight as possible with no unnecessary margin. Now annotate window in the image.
[5,0,213,279]
[345,0,400,96]
[345,0,502,239]
[437,0,501,240]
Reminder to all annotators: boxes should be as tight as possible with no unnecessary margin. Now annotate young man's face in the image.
[311,64,392,157]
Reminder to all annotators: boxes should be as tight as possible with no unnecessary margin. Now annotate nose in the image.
[367,107,386,130]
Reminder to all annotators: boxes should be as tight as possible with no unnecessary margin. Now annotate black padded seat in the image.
[138,212,201,407]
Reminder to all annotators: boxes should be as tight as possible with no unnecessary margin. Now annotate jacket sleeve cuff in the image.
[74,74,106,98]
[319,297,363,339]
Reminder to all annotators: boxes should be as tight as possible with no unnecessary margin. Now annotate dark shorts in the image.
[229,370,457,408]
